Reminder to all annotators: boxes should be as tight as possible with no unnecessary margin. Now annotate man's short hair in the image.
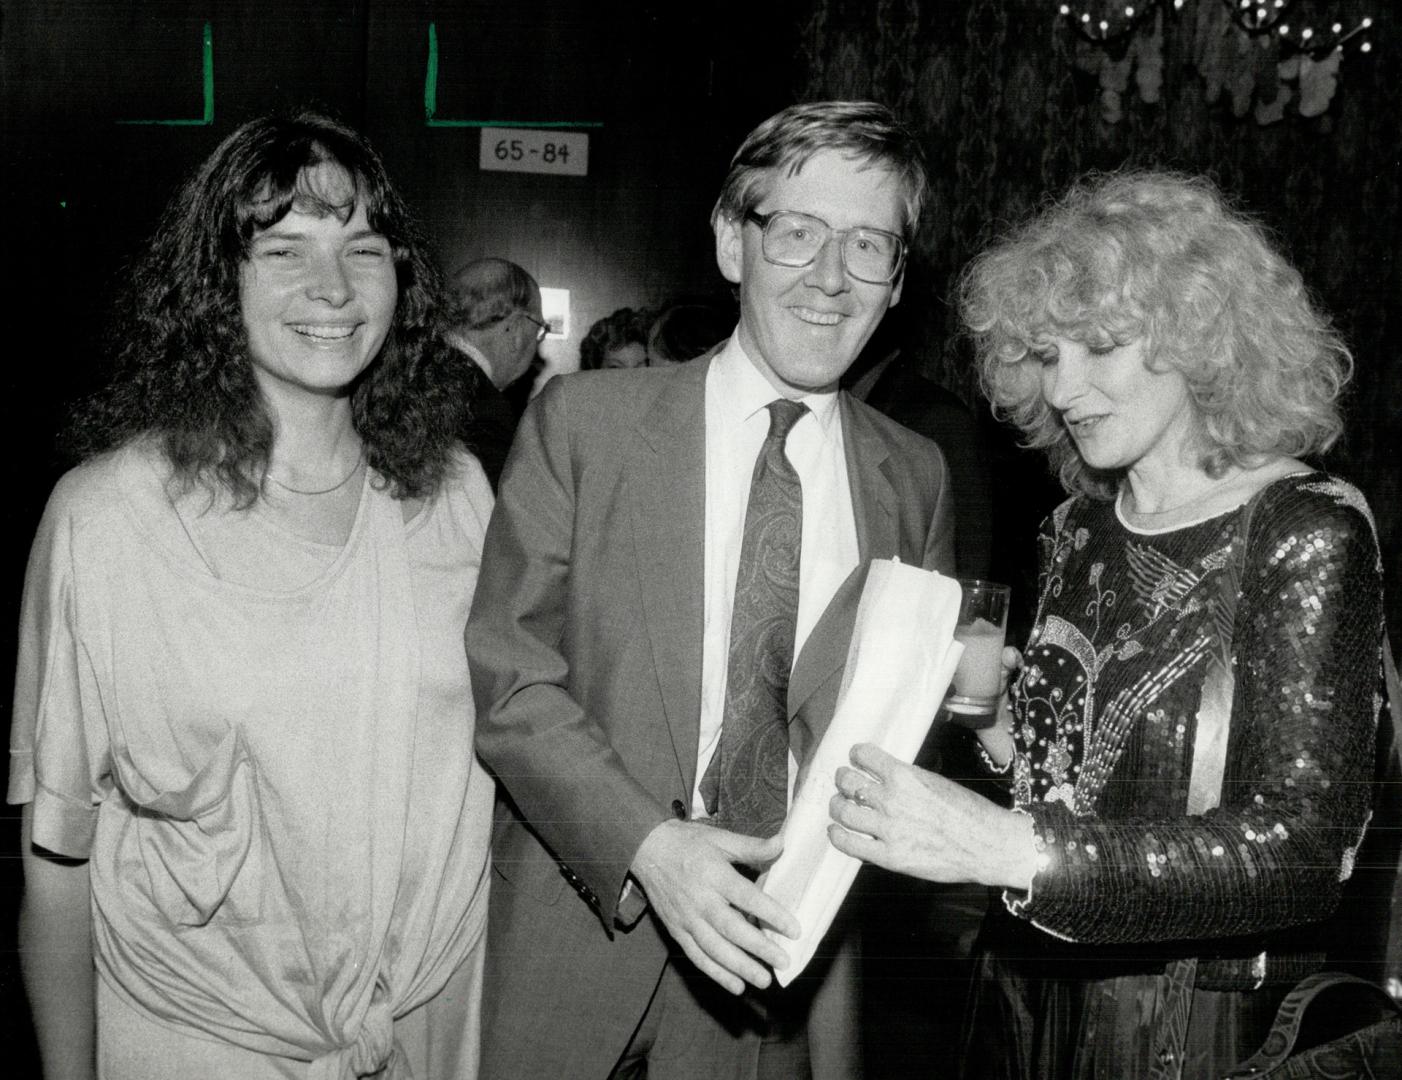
[449,258,539,331]
[711,100,928,237]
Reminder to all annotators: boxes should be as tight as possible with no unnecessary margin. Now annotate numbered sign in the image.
[479,127,589,177]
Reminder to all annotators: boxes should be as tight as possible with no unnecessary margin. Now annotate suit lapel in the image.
[631,362,709,793]
[787,397,901,747]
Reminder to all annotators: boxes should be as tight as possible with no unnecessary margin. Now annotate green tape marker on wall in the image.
[118,22,214,126]
[423,23,603,130]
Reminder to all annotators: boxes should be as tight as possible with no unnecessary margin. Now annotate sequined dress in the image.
[961,472,1385,1080]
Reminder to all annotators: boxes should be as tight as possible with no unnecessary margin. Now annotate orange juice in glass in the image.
[946,580,1010,722]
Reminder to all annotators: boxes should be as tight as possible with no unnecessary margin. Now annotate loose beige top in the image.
[9,440,495,1076]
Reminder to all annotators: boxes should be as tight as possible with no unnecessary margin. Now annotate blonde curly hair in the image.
[959,170,1352,498]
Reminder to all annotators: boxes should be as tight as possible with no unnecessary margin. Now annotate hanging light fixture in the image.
[1053,0,1375,122]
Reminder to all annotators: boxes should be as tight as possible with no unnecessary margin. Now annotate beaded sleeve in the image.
[1008,478,1383,945]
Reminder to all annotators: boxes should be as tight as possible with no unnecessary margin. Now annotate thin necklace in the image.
[1119,473,1235,521]
[266,453,365,496]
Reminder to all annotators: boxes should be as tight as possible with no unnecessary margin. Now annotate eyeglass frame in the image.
[742,208,908,285]
[517,309,550,342]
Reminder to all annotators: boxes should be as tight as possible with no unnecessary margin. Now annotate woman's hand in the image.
[976,645,1023,767]
[827,743,1038,892]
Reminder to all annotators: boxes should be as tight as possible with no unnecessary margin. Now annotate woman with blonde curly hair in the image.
[825,171,1387,1077]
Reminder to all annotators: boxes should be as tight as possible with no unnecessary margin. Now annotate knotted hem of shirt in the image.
[307,996,408,1080]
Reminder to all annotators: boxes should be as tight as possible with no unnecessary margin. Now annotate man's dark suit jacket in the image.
[864,359,993,580]
[458,357,520,492]
[465,355,955,1078]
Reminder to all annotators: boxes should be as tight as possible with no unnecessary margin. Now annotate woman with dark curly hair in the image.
[826,171,1388,1078]
[11,112,494,1079]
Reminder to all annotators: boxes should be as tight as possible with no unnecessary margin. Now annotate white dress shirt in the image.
[693,337,860,815]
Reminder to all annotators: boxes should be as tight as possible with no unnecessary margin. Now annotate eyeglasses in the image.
[518,310,550,342]
[744,209,906,285]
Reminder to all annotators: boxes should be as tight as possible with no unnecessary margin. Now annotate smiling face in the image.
[1036,335,1201,479]
[714,149,905,397]
[239,163,398,405]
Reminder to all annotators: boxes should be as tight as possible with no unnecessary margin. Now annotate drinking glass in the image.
[946,580,1011,722]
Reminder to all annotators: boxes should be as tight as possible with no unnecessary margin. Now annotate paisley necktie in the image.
[699,398,807,837]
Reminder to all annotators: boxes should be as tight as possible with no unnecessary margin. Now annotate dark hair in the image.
[69,109,467,505]
[647,296,737,365]
[578,307,650,370]
[711,100,928,237]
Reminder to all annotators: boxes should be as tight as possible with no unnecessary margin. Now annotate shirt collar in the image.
[713,334,841,435]
[450,335,496,385]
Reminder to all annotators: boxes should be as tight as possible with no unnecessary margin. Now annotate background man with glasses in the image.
[445,256,545,489]
[467,101,955,1079]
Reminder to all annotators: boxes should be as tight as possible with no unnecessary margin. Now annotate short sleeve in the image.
[417,448,495,557]
[8,473,113,858]
[455,447,496,544]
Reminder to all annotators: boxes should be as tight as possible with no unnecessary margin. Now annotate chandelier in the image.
[1056,0,1376,122]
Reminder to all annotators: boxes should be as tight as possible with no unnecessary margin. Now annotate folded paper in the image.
[762,559,964,985]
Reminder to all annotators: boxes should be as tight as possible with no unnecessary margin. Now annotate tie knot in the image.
[765,399,808,442]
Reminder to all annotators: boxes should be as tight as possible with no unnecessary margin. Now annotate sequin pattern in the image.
[1003,474,1383,958]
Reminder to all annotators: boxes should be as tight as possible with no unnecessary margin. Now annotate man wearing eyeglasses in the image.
[468,101,955,1079]
[445,257,546,489]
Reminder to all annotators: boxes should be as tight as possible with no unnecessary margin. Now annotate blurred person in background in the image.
[580,306,651,370]
[646,294,739,366]
[445,257,545,490]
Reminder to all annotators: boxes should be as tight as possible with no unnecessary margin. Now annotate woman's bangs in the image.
[234,142,369,243]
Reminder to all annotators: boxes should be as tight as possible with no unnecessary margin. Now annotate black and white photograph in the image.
[2,3,1399,1077]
